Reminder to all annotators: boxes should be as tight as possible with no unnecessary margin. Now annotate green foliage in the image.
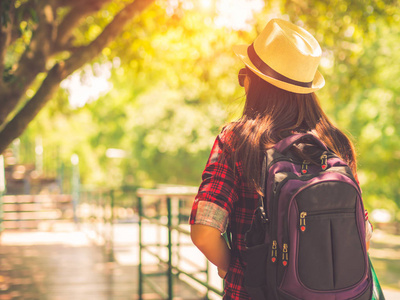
[345,21,400,216]
[22,3,247,188]
[281,0,400,215]
[19,0,400,216]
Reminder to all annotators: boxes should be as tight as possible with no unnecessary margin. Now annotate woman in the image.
[190,19,372,299]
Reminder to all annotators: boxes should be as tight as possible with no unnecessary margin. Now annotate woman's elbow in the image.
[190,224,219,249]
[190,224,204,247]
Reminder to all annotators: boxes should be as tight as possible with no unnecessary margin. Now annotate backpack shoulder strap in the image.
[258,154,268,216]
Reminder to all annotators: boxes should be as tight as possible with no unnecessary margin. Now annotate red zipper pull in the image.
[271,240,277,263]
[301,161,309,174]
[321,154,328,170]
[300,212,307,232]
[282,243,289,267]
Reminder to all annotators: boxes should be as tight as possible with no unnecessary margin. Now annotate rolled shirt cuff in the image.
[191,200,229,233]
[365,220,373,242]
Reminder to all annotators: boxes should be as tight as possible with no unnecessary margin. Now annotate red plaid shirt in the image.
[190,131,258,299]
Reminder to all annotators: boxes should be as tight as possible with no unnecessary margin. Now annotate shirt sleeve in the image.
[190,133,239,233]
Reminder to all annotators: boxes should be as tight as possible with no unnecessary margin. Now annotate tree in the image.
[22,3,252,188]
[12,0,400,213]
[0,0,155,153]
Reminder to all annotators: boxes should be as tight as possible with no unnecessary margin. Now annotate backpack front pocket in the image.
[297,210,365,291]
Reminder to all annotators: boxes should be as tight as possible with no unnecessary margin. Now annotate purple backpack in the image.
[244,133,372,300]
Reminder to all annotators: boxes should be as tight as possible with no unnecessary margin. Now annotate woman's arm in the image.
[366,220,373,251]
[191,224,231,278]
[365,210,373,251]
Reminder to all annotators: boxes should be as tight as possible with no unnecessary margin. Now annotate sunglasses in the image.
[238,68,247,87]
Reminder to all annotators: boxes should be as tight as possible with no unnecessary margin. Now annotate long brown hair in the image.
[225,67,357,195]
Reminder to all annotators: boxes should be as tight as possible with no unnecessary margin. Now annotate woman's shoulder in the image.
[219,121,241,140]
[216,123,239,151]
[205,124,239,165]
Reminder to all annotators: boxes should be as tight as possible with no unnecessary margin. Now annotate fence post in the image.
[107,189,115,262]
[0,155,5,237]
[71,154,80,224]
[167,196,173,300]
[138,196,143,300]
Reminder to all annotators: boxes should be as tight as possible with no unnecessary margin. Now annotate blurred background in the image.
[0,0,398,299]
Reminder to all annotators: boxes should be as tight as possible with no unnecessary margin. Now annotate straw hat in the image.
[233,19,325,94]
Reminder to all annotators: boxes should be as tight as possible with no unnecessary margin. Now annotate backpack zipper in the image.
[266,153,337,171]
[299,208,355,232]
[270,172,298,264]
[271,171,318,266]
[299,212,307,232]
[282,243,289,267]
[279,173,319,267]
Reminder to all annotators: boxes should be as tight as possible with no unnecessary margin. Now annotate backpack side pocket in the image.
[244,243,269,300]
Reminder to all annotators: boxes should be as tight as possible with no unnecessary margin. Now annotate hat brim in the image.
[232,44,325,94]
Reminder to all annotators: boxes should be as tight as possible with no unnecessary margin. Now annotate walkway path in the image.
[0,223,202,300]
[0,223,398,299]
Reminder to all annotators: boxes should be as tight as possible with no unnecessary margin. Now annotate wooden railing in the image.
[1,194,73,230]
[78,186,138,261]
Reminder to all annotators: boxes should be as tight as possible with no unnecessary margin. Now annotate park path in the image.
[0,223,202,300]
[0,222,398,299]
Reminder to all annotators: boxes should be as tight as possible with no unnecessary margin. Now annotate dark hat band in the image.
[247,43,313,88]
